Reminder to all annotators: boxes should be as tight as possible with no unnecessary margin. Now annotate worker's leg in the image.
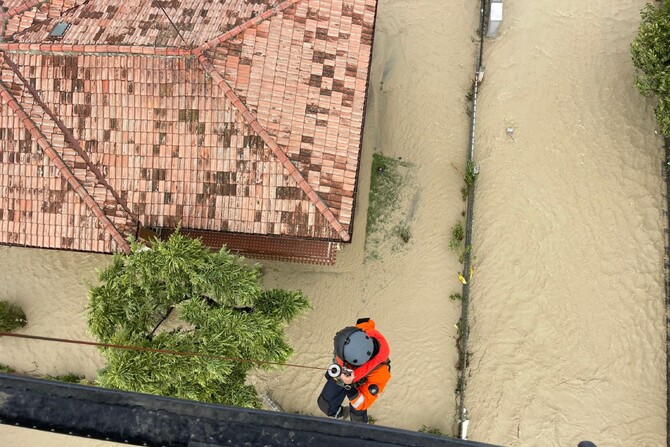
[349,406,368,423]
[317,376,347,418]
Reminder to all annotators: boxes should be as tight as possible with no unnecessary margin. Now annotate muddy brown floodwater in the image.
[254,0,479,433]
[466,0,667,446]
[1,0,480,442]
[0,0,667,446]
[0,246,118,446]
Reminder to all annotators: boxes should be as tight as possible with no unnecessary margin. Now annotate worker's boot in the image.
[349,406,368,424]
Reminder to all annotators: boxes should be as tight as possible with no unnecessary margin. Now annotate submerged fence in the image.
[455,0,488,439]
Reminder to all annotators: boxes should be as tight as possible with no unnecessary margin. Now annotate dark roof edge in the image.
[0,374,499,447]
[0,240,113,254]
[159,227,338,265]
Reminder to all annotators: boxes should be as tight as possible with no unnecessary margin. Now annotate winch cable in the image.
[0,331,326,372]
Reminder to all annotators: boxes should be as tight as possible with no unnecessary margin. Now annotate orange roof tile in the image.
[2,0,85,38]
[0,54,136,252]
[12,0,274,47]
[0,0,377,253]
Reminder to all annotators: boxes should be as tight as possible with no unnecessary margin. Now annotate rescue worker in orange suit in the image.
[317,318,391,423]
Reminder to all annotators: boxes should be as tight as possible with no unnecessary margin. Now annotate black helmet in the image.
[333,326,374,367]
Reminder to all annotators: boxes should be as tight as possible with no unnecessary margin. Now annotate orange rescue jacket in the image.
[345,319,391,412]
[348,361,391,411]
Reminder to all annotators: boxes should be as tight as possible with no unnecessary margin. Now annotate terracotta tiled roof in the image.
[12,0,277,47]
[0,53,137,252]
[2,1,85,38]
[0,0,377,254]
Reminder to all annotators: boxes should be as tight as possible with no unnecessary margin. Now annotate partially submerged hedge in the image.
[0,301,27,332]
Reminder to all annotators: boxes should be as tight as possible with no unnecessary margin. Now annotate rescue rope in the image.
[0,332,325,372]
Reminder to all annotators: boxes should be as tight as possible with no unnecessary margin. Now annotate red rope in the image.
[0,332,324,371]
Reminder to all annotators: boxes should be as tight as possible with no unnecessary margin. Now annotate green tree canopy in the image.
[88,231,309,408]
[632,2,670,136]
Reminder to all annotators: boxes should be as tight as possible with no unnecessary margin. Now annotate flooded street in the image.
[466,0,667,445]
[1,0,480,440]
[0,247,109,378]
[256,0,479,433]
[0,0,668,446]
[0,247,117,446]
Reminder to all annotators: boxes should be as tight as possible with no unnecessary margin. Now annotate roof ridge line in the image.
[195,51,350,242]
[195,0,302,53]
[0,79,132,253]
[3,54,140,225]
[0,42,192,56]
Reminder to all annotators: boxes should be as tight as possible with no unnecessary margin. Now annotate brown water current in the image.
[466,1,667,446]
[0,0,480,441]
[0,247,109,378]
[0,247,115,446]
[254,0,479,433]
[0,0,667,446]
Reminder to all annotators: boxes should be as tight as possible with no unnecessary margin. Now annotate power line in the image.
[0,332,325,372]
